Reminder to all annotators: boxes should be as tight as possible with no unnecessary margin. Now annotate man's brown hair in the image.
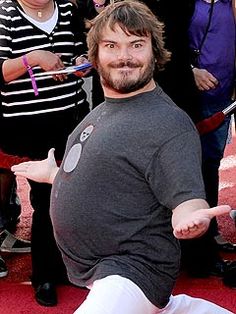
[87,0,171,71]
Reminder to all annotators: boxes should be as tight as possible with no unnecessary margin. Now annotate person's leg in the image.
[201,122,230,206]
[73,275,232,314]
[0,169,30,253]
[74,275,158,314]
[161,294,233,314]
[29,181,68,306]
[200,103,231,229]
[30,181,68,285]
[6,178,21,232]
[0,169,15,230]
[180,232,222,277]
[181,103,233,276]
[201,112,236,250]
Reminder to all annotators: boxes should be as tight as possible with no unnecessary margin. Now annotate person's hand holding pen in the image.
[22,50,67,81]
[26,52,93,84]
[28,50,67,81]
[74,54,93,77]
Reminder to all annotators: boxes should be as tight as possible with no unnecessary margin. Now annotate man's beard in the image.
[97,58,155,94]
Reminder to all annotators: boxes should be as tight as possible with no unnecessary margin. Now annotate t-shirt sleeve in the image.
[145,130,206,210]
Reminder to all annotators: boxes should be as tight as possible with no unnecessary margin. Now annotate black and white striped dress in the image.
[0,0,90,159]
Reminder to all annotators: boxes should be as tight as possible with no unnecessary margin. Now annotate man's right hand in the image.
[11,148,59,184]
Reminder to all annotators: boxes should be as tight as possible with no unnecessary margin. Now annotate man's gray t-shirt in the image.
[50,85,205,308]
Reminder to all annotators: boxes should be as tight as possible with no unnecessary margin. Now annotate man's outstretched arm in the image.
[172,199,231,239]
[11,148,59,184]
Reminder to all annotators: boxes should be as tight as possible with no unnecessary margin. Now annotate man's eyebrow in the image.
[100,39,147,44]
[100,39,117,44]
[130,39,147,44]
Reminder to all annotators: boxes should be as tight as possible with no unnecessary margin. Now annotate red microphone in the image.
[0,150,31,170]
[196,100,236,135]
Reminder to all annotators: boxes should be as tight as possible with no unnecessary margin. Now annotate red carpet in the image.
[1,133,236,313]
[0,283,88,314]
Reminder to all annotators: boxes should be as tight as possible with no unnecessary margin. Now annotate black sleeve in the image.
[0,60,5,87]
[76,0,99,21]
[71,2,88,57]
[0,3,10,88]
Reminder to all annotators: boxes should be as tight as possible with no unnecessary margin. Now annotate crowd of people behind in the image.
[0,0,236,313]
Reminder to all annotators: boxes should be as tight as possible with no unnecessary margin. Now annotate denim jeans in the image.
[200,99,231,236]
[180,99,232,272]
[200,99,231,207]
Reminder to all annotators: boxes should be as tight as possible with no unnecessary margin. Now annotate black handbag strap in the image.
[197,0,215,54]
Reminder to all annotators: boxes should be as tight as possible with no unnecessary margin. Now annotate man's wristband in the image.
[22,55,39,96]
[191,64,195,70]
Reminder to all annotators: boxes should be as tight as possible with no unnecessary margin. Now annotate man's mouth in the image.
[110,61,141,69]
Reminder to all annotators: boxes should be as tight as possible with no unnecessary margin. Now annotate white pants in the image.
[73,275,233,314]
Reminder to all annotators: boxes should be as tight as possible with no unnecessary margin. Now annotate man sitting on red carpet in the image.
[11,1,233,313]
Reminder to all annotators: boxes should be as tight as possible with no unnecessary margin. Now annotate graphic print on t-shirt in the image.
[80,125,94,142]
[63,124,94,172]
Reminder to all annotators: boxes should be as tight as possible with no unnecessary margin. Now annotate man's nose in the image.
[117,47,132,60]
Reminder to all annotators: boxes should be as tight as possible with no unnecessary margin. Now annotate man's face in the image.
[96,24,155,94]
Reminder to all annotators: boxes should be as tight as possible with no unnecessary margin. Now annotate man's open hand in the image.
[173,205,231,239]
[11,148,58,184]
